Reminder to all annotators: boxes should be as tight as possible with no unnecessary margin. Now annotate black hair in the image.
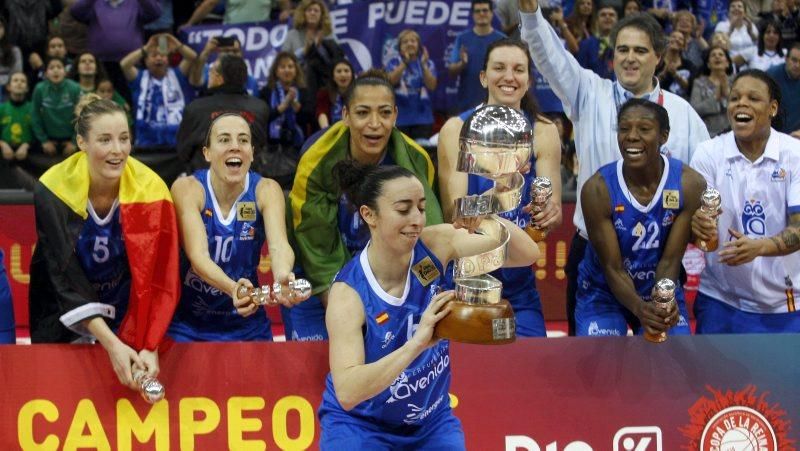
[204,112,253,147]
[471,0,493,12]
[732,69,783,129]
[343,68,395,109]
[757,19,785,57]
[701,45,734,76]
[610,13,668,56]
[44,56,66,71]
[326,58,354,100]
[216,53,249,88]
[618,98,670,133]
[481,38,543,122]
[790,41,800,54]
[68,52,108,90]
[335,160,416,212]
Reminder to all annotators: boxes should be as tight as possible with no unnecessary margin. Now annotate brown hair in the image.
[267,51,306,89]
[293,0,333,36]
[74,93,127,138]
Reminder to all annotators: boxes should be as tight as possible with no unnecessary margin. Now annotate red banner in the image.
[2,336,798,450]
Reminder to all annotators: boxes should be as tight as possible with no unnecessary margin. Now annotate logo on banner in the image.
[681,385,791,451]
[613,426,662,450]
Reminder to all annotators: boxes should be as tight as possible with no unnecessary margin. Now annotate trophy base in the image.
[644,331,667,343]
[434,299,516,345]
[525,225,548,243]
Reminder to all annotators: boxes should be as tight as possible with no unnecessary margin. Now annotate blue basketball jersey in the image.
[319,239,452,428]
[579,156,684,300]
[337,152,395,255]
[168,170,271,342]
[75,200,131,331]
[458,107,544,336]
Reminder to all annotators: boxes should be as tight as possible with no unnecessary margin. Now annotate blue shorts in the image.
[512,304,546,337]
[280,294,327,341]
[695,291,800,334]
[576,283,690,337]
[0,250,15,344]
[320,407,465,451]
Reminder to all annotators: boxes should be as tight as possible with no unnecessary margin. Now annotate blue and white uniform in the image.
[281,153,397,342]
[168,170,271,341]
[576,156,691,336]
[318,240,464,450]
[458,106,545,337]
[75,200,131,332]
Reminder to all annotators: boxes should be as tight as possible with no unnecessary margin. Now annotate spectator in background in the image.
[711,30,733,52]
[0,18,23,103]
[750,19,786,71]
[31,57,81,157]
[69,52,107,95]
[761,0,799,47]
[189,37,259,96]
[690,70,800,333]
[143,0,174,38]
[70,0,162,102]
[691,46,734,136]
[658,30,696,98]
[120,33,196,151]
[1,0,58,71]
[0,248,13,344]
[577,5,618,80]
[95,78,132,127]
[386,29,437,141]
[496,0,522,39]
[448,0,506,113]
[673,10,709,70]
[316,59,353,129]
[29,36,72,83]
[1,73,33,162]
[282,0,344,106]
[768,42,800,137]
[519,0,710,335]
[181,0,273,29]
[177,54,269,174]
[715,0,760,69]
[260,52,309,178]
[564,0,593,54]
[623,0,643,17]
[54,0,89,57]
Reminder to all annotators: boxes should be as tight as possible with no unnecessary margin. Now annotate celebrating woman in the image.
[318,160,539,449]
[29,94,180,390]
[577,99,705,337]
[168,113,301,342]
[437,38,561,337]
[691,69,800,333]
[289,69,443,340]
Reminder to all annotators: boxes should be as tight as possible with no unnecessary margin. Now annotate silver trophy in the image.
[696,188,722,252]
[435,105,533,344]
[133,370,165,403]
[645,278,677,343]
[237,284,273,305]
[237,279,313,305]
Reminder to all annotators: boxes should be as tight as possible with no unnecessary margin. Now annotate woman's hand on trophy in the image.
[636,299,674,334]
[453,215,486,234]
[232,278,259,317]
[137,349,160,378]
[410,290,455,351]
[106,340,145,391]
[529,198,561,230]
[691,208,719,242]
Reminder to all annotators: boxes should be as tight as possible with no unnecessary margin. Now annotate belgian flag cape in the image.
[28,152,180,350]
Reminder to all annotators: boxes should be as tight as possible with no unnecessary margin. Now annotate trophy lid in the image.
[652,278,676,304]
[460,104,533,148]
[700,188,721,209]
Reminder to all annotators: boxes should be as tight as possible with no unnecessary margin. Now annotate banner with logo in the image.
[181,0,482,113]
[2,336,798,449]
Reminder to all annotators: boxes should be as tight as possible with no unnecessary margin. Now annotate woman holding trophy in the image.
[167,113,306,342]
[437,38,562,337]
[318,159,539,449]
[691,69,800,333]
[29,94,180,393]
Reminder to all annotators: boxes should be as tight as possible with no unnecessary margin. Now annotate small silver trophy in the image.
[133,370,165,403]
[526,176,553,242]
[645,278,677,343]
[696,188,722,252]
[237,279,312,305]
[237,284,273,305]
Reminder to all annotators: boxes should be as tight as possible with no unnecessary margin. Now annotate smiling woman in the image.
[286,69,443,341]
[29,94,181,394]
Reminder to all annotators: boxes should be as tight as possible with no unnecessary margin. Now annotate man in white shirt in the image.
[518,0,710,334]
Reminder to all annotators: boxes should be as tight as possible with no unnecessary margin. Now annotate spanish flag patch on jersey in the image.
[615,204,625,212]
[376,312,389,324]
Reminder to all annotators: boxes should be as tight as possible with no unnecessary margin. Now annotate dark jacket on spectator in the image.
[176,84,270,173]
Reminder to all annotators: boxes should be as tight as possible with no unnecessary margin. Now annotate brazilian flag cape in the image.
[28,152,180,351]
[289,122,443,296]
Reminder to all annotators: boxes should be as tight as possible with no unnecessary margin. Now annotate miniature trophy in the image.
[525,176,553,242]
[644,278,677,343]
[237,279,312,305]
[133,370,165,404]
[695,188,721,252]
